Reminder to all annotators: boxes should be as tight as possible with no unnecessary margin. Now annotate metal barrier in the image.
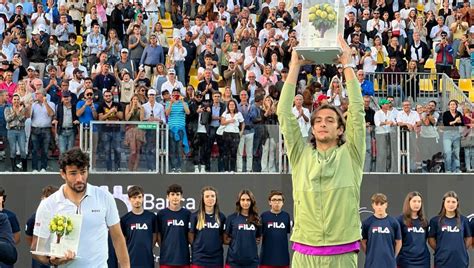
[165,124,282,174]
[84,121,163,173]
[364,72,473,111]
[406,126,474,174]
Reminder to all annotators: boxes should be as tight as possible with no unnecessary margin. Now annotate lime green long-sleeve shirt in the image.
[276,78,365,246]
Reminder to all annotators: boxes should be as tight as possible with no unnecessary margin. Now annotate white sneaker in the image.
[40,168,46,172]
[194,165,200,173]
[200,167,206,173]
[32,169,38,173]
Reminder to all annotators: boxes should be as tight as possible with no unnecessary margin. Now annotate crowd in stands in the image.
[0,0,472,173]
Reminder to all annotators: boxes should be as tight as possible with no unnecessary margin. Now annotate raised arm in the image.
[275,50,313,166]
[338,34,366,170]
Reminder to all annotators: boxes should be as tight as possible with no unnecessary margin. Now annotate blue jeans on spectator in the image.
[145,130,157,171]
[443,130,461,172]
[31,127,51,171]
[169,129,184,171]
[465,146,473,171]
[101,131,121,171]
[59,129,75,155]
[387,85,404,105]
[459,58,471,79]
[159,0,165,18]
[7,129,26,159]
[175,61,185,85]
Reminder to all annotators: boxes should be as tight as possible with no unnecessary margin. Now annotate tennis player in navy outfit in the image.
[361,193,402,268]
[120,186,158,268]
[259,190,292,268]
[396,191,430,268]
[428,191,472,268]
[224,189,262,268]
[189,186,226,268]
[157,184,191,268]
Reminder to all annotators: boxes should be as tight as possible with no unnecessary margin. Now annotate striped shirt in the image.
[165,101,187,128]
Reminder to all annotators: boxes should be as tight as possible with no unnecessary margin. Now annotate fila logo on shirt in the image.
[441,225,460,232]
[130,223,148,230]
[167,219,185,226]
[372,227,391,234]
[407,227,425,233]
[267,222,286,229]
[204,222,220,229]
[238,224,256,231]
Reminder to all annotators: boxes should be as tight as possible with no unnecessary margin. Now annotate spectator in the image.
[457,34,471,79]
[197,68,218,102]
[363,95,376,172]
[31,3,51,35]
[182,31,197,86]
[261,95,278,172]
[327,77,347,108]
[53,91,79,155]
[311,65,329,93]
[110,2,125,41]
[151,22,169,59]
[62,33,80,62]
[161,69,185,96]
[119,70,134,107]
[142,88,165,171]
[384,57,404,105]
[244,45,265,82]
[374,98,398,172]
[30,88,55,172]
[397,100,421,132]
[84,5,103,36]
[91,51,109,79]
[223,58,244,100]
[11,53,27,84]
[151,64,167,99]
[1,32,17,63]
[419,100,440,166]
[292,94,311,139]
[140,33,164,79]
[42,65,61,105]
[367,9,385,40]
[86,22,107,69]
[105,29,122,68]
[98,90,124,171]
[26,29,49,79]
[434,32,454,75]
[124,94,145,171]
[165,88,190,172]
[387,36,407,71]
[442,100,464,173]
[76,87,99,164]
[93,63,118,92]
[220,99,244,172]
[197,53,220,81]
[69,68,85,97]
[128,24,148,72]
[404,60,420,101]
[114,48,135,80]
[236,90,258,172]
[0,71,17,104]
[64,54,88,79]
[259,64,277,96]
[168,37,187,84]
[4,93,28,172]
[406,31,430,72]
[126,12,147,37]
[430,16,450,46]
[462,106,473,172]
[54,14,75,44]
[189,90,211,172]
[357,69,374,96]
[219,32,233,74]
[208,91,226,171]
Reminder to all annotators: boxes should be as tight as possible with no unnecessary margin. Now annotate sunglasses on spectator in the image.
[85,93,93,96]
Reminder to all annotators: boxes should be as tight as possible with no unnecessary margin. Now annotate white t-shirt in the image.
[292,106,311,138]
[374,110,397,134]
[396,110,420,125]
[243,55,264,81]
[221,111,244,133]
